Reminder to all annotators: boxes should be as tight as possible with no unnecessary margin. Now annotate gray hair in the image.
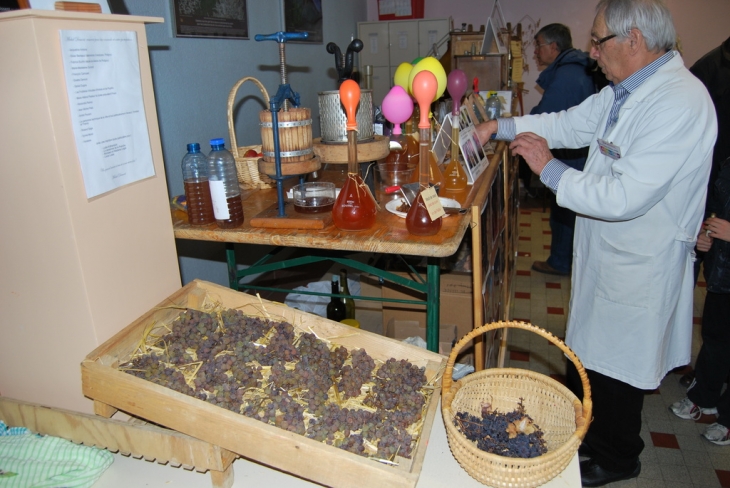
[597,0,676,52]
[535,24,574,52]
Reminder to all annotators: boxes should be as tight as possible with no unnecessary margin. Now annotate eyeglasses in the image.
[590,34,616,48]
[534,42,551,49]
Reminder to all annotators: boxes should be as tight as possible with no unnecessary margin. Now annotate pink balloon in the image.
[381,86,413,135]
[412,70,437,129]
[447,69,468,115]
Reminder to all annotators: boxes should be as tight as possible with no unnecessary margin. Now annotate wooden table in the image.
[173,143,504,352]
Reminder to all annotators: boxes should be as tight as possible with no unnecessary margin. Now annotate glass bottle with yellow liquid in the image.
[443,69,469,192]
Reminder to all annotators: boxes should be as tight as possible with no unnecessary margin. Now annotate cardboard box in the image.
[385,318,456,345]
[381,271,474,343]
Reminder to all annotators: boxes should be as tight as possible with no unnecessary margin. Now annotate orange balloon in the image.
[339,79,360,131]
[412,71,437,129]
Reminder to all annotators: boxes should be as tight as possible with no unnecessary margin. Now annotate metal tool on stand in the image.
[255,31,316,218]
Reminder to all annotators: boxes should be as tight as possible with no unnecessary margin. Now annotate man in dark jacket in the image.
[528,24,597,276]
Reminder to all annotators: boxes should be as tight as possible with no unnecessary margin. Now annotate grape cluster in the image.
[125,355,194,396]
[338,348,375,399]
[121,307,433,462]
[454,406,547,458]
[366,358,426,411]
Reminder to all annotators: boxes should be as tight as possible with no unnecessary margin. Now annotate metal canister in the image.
[317,89,374,143]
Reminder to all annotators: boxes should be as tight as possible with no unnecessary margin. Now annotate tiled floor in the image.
[506,202,730,488]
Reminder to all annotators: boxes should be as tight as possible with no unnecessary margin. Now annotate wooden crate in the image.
[0,396,237,488]
[81,280,446,488]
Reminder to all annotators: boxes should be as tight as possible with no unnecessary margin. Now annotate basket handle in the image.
[227,76,270,159]
[442,321,592,436]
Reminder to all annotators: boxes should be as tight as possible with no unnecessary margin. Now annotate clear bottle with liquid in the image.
[182,143,216,225]
[339,269,356,320]
[485,93,502,120]
[207,138,244,229]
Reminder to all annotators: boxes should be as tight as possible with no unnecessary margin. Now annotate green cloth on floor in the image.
[0,420,113,488]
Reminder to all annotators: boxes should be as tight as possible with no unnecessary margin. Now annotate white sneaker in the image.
[703,423,730,446]
[669,397,718,420]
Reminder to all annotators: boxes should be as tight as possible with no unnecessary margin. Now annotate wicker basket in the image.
[442,321,592,488]
[227,76,275,190]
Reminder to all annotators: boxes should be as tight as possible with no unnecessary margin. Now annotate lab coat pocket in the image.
[595,237,654,309]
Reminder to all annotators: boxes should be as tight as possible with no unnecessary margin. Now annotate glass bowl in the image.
[291,182,336,214]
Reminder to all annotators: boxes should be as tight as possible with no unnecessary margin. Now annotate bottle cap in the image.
[210,138,225,147]
[187,142,201,153]
[340,319,360,328]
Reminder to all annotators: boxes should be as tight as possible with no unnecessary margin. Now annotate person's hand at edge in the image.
[475,120,498,146]
[697,230,713,252]
[704,217,730,243]
[510,132,554,175]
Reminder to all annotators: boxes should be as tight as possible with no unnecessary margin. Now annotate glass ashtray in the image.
[291,182,336,214]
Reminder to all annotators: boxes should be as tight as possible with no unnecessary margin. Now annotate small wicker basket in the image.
[442,321,592,488]
[227,76,275,190]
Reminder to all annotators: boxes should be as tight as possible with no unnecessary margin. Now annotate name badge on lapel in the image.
[598,139,621,159]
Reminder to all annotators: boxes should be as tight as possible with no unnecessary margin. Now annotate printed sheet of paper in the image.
[60,30,155,199]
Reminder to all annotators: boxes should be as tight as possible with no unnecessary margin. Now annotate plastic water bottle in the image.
[207,138,244,228]
[485,93,502,120]
[182,143,215,226]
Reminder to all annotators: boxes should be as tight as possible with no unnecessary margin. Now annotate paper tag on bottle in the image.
[209,180,230,219]
[421,186,445,220]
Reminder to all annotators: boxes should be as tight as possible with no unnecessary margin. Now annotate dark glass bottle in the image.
[339,269,356,320]
[326,276,347,322]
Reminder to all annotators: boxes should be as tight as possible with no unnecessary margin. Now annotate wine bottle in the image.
[339,269,356,320]
[326,276,347,322]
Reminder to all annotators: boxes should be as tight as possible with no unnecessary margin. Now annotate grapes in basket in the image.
[453,399,547,458]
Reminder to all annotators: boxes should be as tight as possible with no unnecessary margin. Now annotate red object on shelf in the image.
[377,0,424,20]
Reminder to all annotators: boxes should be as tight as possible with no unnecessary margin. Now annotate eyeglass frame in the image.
[590,34,617,48]
[534,42,553,49]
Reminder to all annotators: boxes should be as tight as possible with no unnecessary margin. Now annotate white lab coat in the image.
[515,53,717,389]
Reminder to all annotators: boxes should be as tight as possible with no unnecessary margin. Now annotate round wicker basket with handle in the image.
[227,76,275,190]
[442,321,592,488]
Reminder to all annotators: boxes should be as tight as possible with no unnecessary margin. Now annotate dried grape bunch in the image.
[119,307,434,463]
[453,400,547,458]
[337,348,375,399]
[125,355,195,396]
[365,358,426,411]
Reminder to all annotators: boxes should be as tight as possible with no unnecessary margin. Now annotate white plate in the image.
[385,197,461,218]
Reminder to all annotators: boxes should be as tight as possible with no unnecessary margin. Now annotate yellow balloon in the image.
[393,62,413,92]
[407,57,447,101]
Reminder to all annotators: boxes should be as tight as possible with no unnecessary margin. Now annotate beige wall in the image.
[367,0,730,112]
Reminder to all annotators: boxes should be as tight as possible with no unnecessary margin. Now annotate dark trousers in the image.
[688,291,730,428]
[567,362,644,472]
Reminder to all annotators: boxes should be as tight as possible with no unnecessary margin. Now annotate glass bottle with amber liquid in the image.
[443,69,469,192]
[182,143,216,225]
[332,80,378,231]
[406,71,442,236]
[207,138,244,229]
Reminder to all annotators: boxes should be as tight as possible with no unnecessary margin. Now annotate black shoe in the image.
[679,371,695,388]
[578,442,596,459]
[531,261,570,276]
[580,458,641,487]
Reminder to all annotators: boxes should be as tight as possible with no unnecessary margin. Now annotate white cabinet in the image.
[358,18,450,105]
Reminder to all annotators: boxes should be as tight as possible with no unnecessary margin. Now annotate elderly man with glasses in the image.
[477,0,717,485]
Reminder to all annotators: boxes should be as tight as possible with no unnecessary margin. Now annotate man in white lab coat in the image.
[476,0,717,485]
